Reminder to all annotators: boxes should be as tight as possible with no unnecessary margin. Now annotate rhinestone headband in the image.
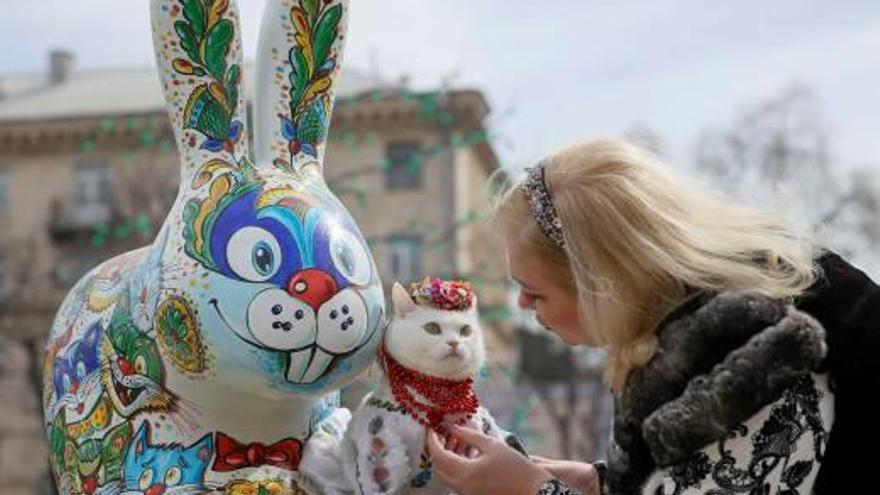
[522,162,567,248]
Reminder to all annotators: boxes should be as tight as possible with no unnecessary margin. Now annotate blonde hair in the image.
[491,138,822,390]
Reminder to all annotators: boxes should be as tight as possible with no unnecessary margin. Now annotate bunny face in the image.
[182,171,383,387]
[148,0,384,393]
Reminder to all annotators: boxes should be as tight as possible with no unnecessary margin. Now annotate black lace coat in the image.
[601,250,879,494]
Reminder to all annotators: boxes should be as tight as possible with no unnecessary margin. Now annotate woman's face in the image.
[506,242,593,346]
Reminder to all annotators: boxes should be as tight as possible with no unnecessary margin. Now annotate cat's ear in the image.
[102,421,134,453]
[467,293,479,314]
[133,422,150,459]
[84,321,101,347]
[391,282,417,317]
[191,431,214,465]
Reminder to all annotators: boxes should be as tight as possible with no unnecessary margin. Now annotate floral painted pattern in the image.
[155,295,205,373]
[172,0,245,155]
[278,0,342,166]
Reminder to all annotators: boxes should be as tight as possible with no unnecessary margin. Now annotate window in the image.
[385,141,423,190]
[387,234,423,283]
[0,169,8,211]
[75,163,110,206]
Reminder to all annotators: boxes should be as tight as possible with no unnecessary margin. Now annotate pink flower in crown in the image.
[409,277,474,311]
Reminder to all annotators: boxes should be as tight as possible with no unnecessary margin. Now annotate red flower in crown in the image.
[409,277,474,311]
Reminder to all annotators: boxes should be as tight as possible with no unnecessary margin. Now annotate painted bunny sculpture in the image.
[41,1,385,493]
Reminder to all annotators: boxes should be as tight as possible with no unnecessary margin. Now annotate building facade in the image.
[0,52,514,493]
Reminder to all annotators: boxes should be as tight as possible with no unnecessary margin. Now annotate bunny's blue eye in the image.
[329,226,371,286]
[227,227,282,282]
[253,241,275,276]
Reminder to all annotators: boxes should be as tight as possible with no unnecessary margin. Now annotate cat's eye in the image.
[134,356,147,375]
[165,466,182,486]
[460,325,472,337]
[139,468,153,490]
[423,322,442,335]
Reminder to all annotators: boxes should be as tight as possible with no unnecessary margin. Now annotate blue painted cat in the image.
[123,422,214,494]
[50,321,106,429]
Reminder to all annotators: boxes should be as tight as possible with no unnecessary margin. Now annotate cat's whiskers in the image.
[94,480,122,495]
[161,395,203,435]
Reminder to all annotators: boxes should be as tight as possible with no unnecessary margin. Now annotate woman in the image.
[425,138,880,494]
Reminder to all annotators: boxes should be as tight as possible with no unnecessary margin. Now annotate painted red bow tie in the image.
[212,433,303,472]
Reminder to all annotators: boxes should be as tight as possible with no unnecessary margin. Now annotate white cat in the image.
[301,278,513,495]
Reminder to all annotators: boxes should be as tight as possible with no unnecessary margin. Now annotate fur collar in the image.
[606,290,827,494]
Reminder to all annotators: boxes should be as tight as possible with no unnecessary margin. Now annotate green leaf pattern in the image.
[172,0,242,152]
[204,19,234,81]
[282,1,343,162]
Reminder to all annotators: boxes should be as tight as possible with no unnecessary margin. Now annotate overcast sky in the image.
[3,0,879,175]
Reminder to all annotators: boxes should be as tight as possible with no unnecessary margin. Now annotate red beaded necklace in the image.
[379,344,480,433]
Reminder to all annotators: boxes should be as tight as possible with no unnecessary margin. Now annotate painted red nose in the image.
[117,357,134,376]
[81,476,98,494]
[69,380,80,394]
[145,484,166,495]
[287,269,338,311]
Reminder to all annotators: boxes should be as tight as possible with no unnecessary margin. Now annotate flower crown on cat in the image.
[407,276,475,312]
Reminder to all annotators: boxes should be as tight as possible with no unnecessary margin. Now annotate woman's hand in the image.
[426,425,553,495]
[530,455,601,494]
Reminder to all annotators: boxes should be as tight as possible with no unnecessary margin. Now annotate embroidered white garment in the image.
[340,396,503,495]
[301,280,510,495]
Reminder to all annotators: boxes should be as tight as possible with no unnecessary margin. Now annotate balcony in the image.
[48,198,119,241]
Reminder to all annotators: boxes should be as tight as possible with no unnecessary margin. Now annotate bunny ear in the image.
[150,0,251,187]
[253,0,348,177]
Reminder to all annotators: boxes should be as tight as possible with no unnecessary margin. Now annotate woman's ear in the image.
[253,0,348,176]
[391,282,417,317]
[149,0,250,188]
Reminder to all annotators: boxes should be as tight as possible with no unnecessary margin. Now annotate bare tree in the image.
[624,123,667,159]
[694,84,880,275]
[516,329,611,460]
